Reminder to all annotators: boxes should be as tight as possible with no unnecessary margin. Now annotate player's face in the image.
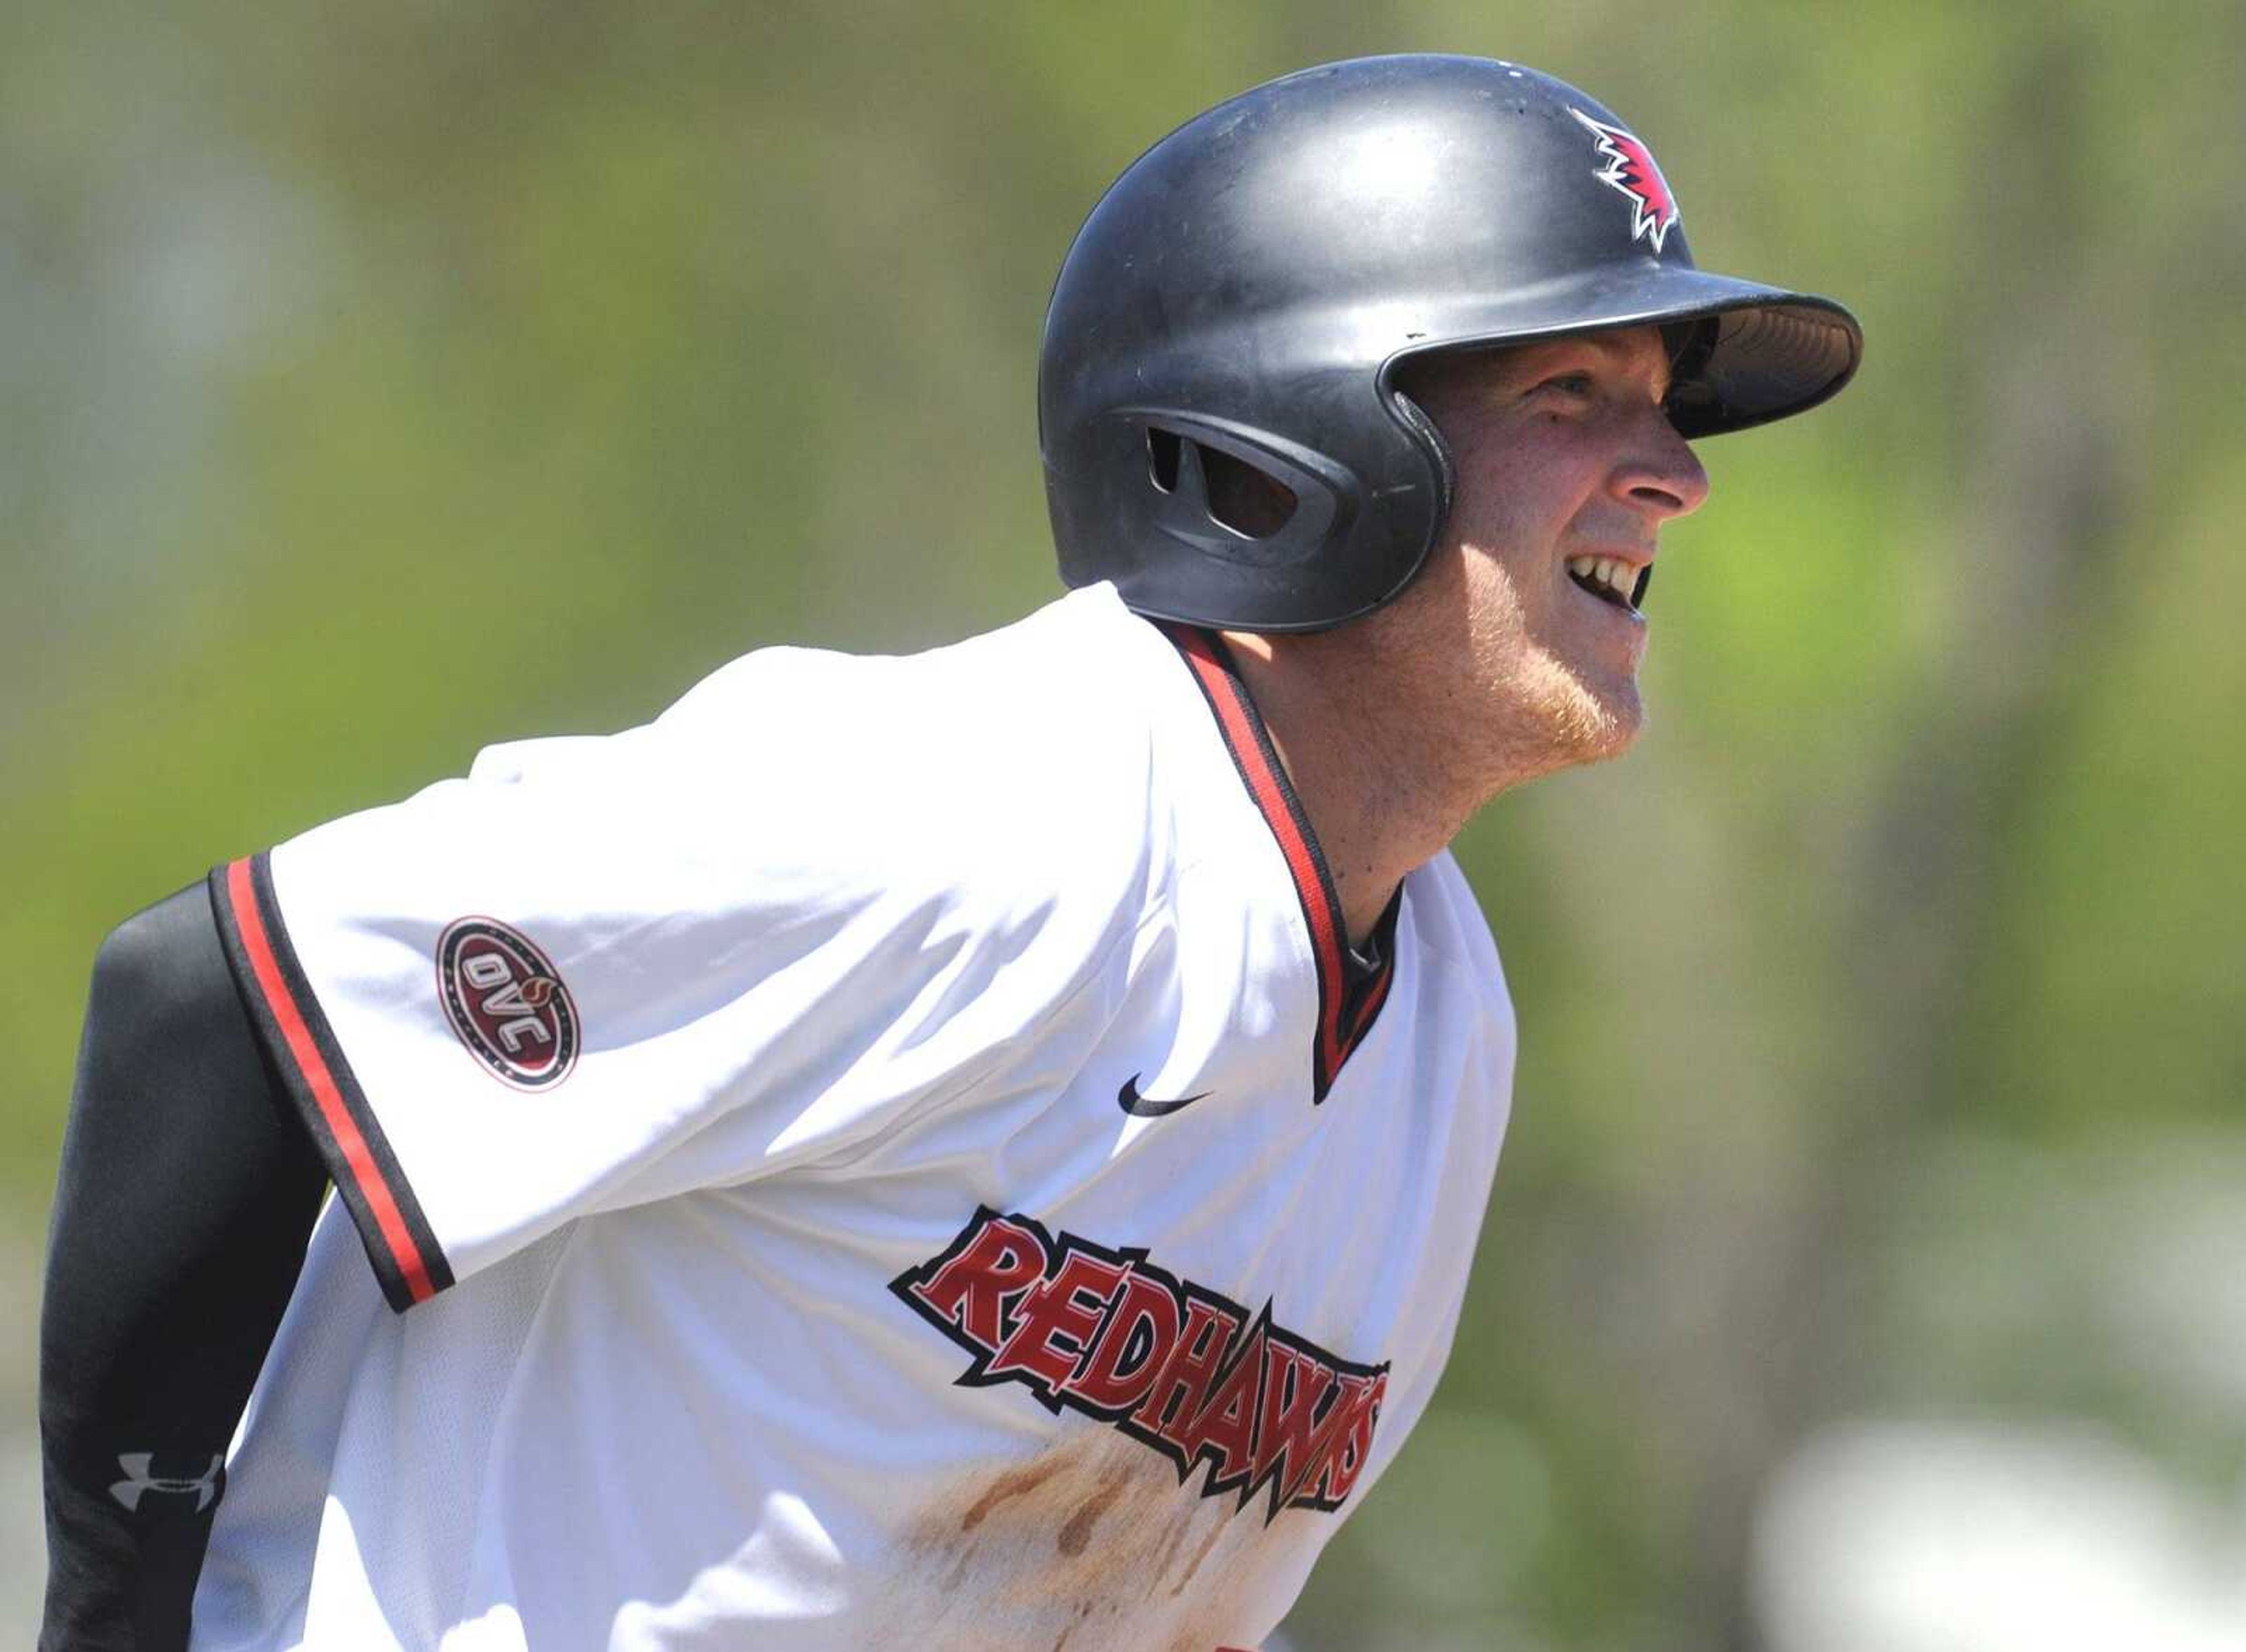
[1383,326,1710,779]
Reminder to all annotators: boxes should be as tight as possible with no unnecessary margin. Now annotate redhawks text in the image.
[891,1208,1389,1524]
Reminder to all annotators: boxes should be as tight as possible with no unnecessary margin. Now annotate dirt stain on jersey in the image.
[961,1456,1066,1533]
[876,1429,1277,1651]
[1055,1460,1129,1557]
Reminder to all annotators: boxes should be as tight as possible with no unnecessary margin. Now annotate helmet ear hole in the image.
[1145,423,1300,538]
[1201,444,1297,540]
[1146,427,1183,494]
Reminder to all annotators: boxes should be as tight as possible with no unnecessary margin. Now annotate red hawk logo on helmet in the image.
[1569,108,1680,255]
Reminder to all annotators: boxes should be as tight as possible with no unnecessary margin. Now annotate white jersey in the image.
[195,584,1517,1651]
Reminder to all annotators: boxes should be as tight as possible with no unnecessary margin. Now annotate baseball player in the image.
[39,56,1859,1650]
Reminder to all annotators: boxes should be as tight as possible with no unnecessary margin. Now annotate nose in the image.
[1610,406,1710,522]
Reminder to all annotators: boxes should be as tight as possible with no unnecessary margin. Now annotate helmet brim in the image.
[1388,265,1862,439]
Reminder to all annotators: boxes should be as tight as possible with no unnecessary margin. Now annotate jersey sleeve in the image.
[211,636,1154,1312]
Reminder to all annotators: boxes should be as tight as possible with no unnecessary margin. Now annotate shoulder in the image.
[647,587,1171,915]
[274,589,1176,1002]
[661,585,1156,775]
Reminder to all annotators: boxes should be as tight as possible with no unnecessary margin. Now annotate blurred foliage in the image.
[4,2,2241,1647]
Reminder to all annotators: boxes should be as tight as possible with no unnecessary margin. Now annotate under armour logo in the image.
[109,1451,223,1514]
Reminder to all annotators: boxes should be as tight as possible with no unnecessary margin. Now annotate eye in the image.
[1537,370,1597,398]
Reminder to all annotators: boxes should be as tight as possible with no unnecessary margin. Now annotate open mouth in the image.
[1566,555,1651,615]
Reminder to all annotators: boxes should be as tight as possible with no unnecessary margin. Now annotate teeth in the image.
[1566,554,1642,609]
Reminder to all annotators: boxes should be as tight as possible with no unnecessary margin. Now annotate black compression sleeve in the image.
[39,881,330,1651]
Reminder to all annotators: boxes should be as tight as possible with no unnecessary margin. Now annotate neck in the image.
[1218,628,1484,947]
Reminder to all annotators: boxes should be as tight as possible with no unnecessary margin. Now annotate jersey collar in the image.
[1157,622,1400,1103]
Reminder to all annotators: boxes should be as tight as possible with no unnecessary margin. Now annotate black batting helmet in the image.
[1040,54,1862,632]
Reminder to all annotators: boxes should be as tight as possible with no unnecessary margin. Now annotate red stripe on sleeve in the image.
[225,858,438,1305]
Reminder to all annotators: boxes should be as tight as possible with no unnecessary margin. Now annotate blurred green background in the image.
[5,2,2242,1646]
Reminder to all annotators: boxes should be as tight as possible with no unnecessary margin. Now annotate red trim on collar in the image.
[1158,623,1396,1101]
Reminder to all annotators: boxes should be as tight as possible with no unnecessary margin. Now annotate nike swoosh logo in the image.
[1117,1073,1211,1118]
